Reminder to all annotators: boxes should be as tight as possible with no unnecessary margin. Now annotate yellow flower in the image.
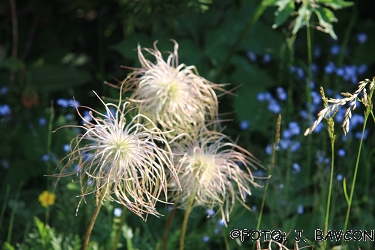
[38,191,56,208]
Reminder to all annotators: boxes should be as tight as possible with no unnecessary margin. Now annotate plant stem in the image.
[112,206,127,250]
[179,194,195,250]
[83,200,104,250]
[158,204,177,250]
[7,181,23,244]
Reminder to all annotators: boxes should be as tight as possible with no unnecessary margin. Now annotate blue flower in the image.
[296,67,304,79]
[82,110,92,123]
[42,154,50,161]
[66,114,73,121]
[276,87,287,101]
[268,101,281,113]
[68,99,80,109]
[324,62,336,74]
[240,120,250,131]
[357,64,367,75]
[292,163,301,174]
[114,208,122,217]
[63,144,70,152]
[336,67,344,76]
[57,98,69,108]
[0,86,8,95]
[257,93,265,102]
[311,91,321,106]
[262,53,271,63]
[297,204,304,215]
[289,122,300,135]
[247,51,257,62]
[290,141,301,152]
[290,65,296,73]
[202,236,210,243]
[0,159,10,169]
[337,174,343,182]
[0,104,11,116]
[252,205,257,211]
[313,45,321,58]
[218,218,225,226]
[39,117,47,126]
[314,122,324,133]
[330,45,340,56]
[282,130,292,139]
[350,114,364,128]
[355,129,368,140]
[265,144,272,155]
[357,33,367,44]
[206,208,215,217]
[311,64,318,74]
[338,149,345,157]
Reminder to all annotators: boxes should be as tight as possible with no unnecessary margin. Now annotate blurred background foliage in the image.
[1,0,375,249]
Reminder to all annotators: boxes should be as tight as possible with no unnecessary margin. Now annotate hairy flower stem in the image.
[112,205,127,250]
[159,203,177,250]
[83,192,106,250]
[179,194,195,250]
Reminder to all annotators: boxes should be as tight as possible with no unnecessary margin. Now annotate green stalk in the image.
[179,194,195,250]
[112,206,127,250]
[341,82,374,248]
[158,204,177,250]
[6,181,23,244]
[255,115,281,239]
[215,3,268,83]
[0,185,11,231]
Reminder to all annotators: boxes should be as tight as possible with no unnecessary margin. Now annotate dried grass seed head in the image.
[56,93,178,219]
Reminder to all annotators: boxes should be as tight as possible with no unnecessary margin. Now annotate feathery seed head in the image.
[57,93,178,219]
[169,130,262,225]
[122,40,223,137]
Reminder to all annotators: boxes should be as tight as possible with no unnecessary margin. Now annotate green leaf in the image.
[313,7,338,40]
[0,57,25,71]
[272,0,295,29]
[318,0,354,10]
[292,4,308,35]
[30,64,92,93]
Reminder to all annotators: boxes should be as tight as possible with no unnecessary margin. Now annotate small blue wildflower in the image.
[63,144,70,152]
[357,33,367,44]
[265,144,272,155]
[66,114,73,121]
[87,179,93,186]
[214,227,221,234]
[0,86,8,95]
[355,129,368,140]
[334,108,346,123]
[218,218,225,226]
[289,122,300,135]
[350,114,364,128]
[39,117,47,126]
[297,204,304,215]
[343,65,357,83]
[247,51,257,62]
[336,67,344,76]
[357,64,367,75]
[337,174,343,182]
[114,208,122,217]
[252,206,257,211]
[290,65,296,73]
[279,139,289,150]
[68,99,80,109]
[279,184,284,189]
[262,53,271,63]
[337,149,346,157]
[311,64,318,74]
[240,120,250,131]
[282,130,292,139]
[0,104,11,116]
[314,122,324,133]
[309,81,315,89]
[330,45,340,56]
[264,92,273,101]
[56,98,69,108]
[280,199,286,206]
[292,163,301,173]
[324,61,336,74]
[42,154,50,161]
[257,93,265,102]
[0,159,10,169]
[311,91,321,106]
[202,236,210,243]
[296,67,304,79]
[206,208,215,217]
[290,141,301,152]
[313,45,321,58]
[267,101,281,113]
[82,110,92,123]
[276,87,287,101]
[300,110,308,119]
